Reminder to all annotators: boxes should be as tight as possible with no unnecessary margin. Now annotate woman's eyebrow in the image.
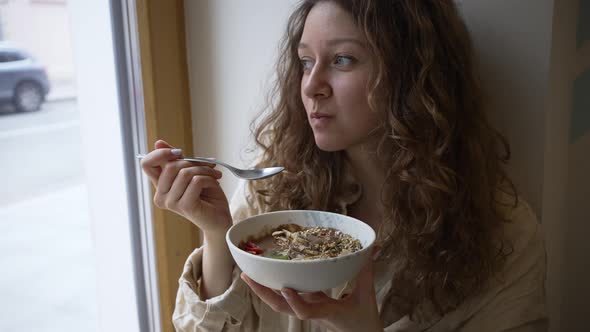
[298,38,365,50]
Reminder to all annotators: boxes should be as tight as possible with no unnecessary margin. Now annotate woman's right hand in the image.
[140,140,232,236]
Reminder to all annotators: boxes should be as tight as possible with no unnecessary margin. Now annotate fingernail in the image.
[171,149,182,156]
[281,289,290,299]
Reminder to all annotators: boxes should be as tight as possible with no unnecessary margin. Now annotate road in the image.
[0,99,84,206]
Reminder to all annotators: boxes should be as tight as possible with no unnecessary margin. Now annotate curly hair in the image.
[249,0,517,318]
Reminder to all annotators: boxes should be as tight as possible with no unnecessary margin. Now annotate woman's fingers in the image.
[156,160,190,195]
[141,139,217,187]
[167,166,222,200]
[241,274,295,315]
[154,139,216,169]
[241,273,377,325]
[352,247,379,303]
[241,273,344,320]
[299,290,333,303]
[140,148,183,186]
[280,288,339,320]
[355,262,374,294]
[178,175,226,211]
[154,139,174,150]
[156,160,217,194]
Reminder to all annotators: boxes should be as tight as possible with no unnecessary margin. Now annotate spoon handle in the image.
[135,154,233,170]
[180,157,235,170]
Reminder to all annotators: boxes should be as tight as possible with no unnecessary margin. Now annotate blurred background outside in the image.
[0,0,97,331]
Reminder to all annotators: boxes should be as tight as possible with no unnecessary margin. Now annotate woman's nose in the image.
[302,65,332,100]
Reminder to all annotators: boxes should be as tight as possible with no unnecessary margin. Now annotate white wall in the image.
[459,0,554,218]
[184,0,299,193]
[185,1,588,331]
[462,1,590,331]
[458,1,563,330]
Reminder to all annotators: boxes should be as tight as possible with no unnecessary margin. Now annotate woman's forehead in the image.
[300,1,365,46]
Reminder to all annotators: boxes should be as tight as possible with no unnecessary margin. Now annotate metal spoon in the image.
[136,154,284,180]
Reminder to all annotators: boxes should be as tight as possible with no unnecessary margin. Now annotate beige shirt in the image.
[173,180,548,332]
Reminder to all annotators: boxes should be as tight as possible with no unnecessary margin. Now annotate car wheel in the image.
[14,81,44,112]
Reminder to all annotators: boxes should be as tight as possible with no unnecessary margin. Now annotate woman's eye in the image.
[334,55,355,66]
[300,58,314,71]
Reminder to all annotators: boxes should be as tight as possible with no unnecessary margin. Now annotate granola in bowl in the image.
[226,210,375,292]
[239,223,363,260]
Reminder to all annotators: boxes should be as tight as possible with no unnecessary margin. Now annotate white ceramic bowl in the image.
[226,210,376,292]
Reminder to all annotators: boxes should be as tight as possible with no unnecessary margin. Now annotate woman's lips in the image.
[309,113,334,127]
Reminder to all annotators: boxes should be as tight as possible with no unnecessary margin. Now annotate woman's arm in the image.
[200,229,235,299]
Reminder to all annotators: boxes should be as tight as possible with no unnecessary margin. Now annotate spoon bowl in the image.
[136,154,284,180]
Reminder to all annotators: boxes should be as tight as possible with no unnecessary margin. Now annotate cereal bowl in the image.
[226,210,376,292]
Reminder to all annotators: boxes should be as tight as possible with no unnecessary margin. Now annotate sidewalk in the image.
[0,184,98,332]
[46,78,77,102]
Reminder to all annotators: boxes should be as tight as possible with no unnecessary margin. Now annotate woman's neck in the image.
[345,144,386,226]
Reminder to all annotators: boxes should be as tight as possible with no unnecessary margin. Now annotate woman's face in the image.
[299,1,378,152]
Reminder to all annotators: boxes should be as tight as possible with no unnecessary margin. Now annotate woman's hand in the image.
[140,140,232,236]
[241,258,383,332]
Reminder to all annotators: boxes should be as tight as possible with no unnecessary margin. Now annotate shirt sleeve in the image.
[173,247,258,331]
[172,180,269,332]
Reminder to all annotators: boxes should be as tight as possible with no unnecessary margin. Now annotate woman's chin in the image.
[314,138,346,152]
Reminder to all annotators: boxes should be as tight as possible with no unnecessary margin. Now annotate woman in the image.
[141,1,547,331]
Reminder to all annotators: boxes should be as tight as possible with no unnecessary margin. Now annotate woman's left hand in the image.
[241,258,383,332]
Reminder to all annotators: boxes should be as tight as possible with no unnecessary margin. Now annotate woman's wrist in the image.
[200,226,235,299]
[203,222,234,267]
[203,224,230,246]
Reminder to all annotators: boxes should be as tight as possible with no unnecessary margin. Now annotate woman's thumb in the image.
[352,245,381,300]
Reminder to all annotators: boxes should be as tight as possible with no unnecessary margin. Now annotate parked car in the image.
[0,44,50,112]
